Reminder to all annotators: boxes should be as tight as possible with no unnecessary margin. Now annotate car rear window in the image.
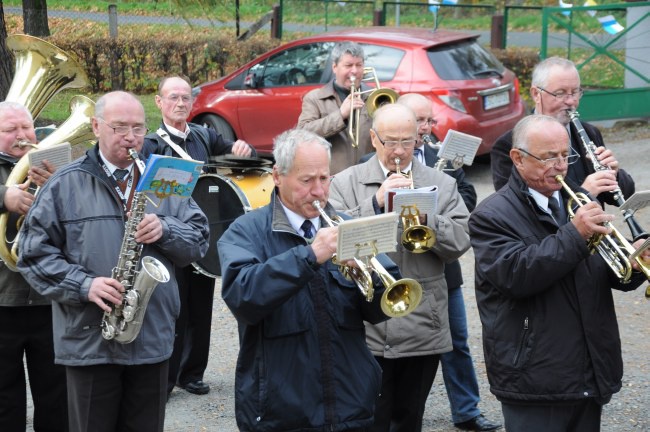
[426,40,505,80]
[362,44,405,82]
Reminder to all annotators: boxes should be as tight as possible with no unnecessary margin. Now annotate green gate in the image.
[540,2,649,121]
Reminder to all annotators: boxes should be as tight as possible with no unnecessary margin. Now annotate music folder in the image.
[336,213,399,261]
[385,186,439,224]
[137,154,204,198]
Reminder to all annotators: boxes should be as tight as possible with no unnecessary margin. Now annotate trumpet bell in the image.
[401,225,436,253]
[381,278,423,318]
[366,88,400,118]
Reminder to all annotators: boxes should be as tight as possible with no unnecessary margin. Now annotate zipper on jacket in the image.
[512,316,529,366]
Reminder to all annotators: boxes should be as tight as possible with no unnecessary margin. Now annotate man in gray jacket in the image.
[0,101,67,431]
[329,103,471,432]
[17,91,210,432]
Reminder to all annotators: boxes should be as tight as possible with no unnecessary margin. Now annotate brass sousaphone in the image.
[0,35,95,271]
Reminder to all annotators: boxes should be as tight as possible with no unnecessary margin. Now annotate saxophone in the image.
[100,150,171,344]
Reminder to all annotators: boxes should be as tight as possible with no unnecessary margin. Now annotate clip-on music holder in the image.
[336,213,399,261]
[437,129,482,168]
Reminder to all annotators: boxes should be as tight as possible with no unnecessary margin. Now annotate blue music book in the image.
[137,154,203,198]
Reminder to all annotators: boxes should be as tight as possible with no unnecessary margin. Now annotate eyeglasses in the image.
[518,148,579,167]
[163,94,193,104]
[98,118,149,137]
[372,129,417,150]
[537,87,584,101]
[416,117,437,126]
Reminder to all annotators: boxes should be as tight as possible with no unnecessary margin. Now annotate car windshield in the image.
[426,40,505,80]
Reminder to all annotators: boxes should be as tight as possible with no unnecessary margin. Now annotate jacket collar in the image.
[270,188,339,236]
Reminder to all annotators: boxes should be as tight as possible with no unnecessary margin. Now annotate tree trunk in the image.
[23,0,50,37]
[0,4,15,100]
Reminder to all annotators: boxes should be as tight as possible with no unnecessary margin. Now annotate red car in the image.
[189,27,526,157]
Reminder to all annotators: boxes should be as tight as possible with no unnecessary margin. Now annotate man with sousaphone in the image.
[329,103,471,431]
[0,101,67,431]
[142,75,258,399]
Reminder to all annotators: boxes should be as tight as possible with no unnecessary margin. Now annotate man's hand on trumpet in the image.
[570,201,614,241]
[310,226,339,264]
[340,91,364,121]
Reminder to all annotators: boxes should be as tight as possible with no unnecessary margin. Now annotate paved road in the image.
[4,6,622,49]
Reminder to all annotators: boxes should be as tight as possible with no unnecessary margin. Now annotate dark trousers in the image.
[66,361,168,432]
[0,305,67,432]
[370,355,440,432]
[501,399,602,432]
[167,267,214,392]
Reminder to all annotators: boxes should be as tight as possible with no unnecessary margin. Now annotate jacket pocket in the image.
[512,316,532,368]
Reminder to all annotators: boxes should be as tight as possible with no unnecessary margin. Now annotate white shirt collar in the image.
[164,122,191,140]
[99,150,133,176]
[528,188,562,215]
[279,200,321,235]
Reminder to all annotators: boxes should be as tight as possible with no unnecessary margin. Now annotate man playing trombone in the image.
[470,114,649,432]
[329,103,471,432]
[218,128,401,431]
[298,42,374,174]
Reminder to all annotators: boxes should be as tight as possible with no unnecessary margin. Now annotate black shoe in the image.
[454,414,502,431]
[182,380,210,395]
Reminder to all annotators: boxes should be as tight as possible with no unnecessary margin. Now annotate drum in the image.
[191,167,274,278]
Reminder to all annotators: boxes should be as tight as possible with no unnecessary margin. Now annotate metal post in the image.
[108,5,120,90]
[491,15,504,49]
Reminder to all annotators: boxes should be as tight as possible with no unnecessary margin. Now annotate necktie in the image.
[301,219,314,239]
[413,147,423,163]
[548,196,565,225]
[113,169,129,183]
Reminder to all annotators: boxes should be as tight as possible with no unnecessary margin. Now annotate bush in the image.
[45,33,280,93]
[491,46,540,107]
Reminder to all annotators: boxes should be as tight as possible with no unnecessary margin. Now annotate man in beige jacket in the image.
[297,41,374,174]
[329,103,471,432]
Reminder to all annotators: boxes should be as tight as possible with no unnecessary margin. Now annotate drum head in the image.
[191,175,249,278]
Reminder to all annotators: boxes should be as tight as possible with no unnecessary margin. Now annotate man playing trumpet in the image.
[0,101,66,431]
[218,128,401,431]
[329,103,471,432]
[470,114,649,432]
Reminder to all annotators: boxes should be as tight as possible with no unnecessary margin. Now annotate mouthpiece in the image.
[12,140,37,150]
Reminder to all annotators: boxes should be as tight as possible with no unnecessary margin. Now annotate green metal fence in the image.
[539,2,649,121]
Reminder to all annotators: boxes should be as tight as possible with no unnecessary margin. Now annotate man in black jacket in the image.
[471,114,649,431]
[143,76,255,398]
[491,57,635,207]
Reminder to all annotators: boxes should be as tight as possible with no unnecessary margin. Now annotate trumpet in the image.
[312,200,375,301]
[347,67,399,148]
[394,158,436,253]
[555,175,649,284]
[311,201,423,317]
[568,110,647,242]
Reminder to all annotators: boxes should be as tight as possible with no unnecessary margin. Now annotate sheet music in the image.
[437,129,482,167]
[386,186,438,223]
[337,213,399,260]
[619,190,650,213]
[27,142,72,170]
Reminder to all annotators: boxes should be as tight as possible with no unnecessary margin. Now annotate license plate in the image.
[484,91,510,110]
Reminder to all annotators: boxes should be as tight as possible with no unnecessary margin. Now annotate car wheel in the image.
[198,114,236,141]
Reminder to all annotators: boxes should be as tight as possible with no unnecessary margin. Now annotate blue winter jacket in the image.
[219,191,400,432]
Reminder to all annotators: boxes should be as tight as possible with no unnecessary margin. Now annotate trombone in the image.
[555,175,649,284]
[347,67,400,148]
[394,158,436,253]
[312,201,423,317]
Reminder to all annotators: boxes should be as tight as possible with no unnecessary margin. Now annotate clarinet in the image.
[568,110,647,242]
